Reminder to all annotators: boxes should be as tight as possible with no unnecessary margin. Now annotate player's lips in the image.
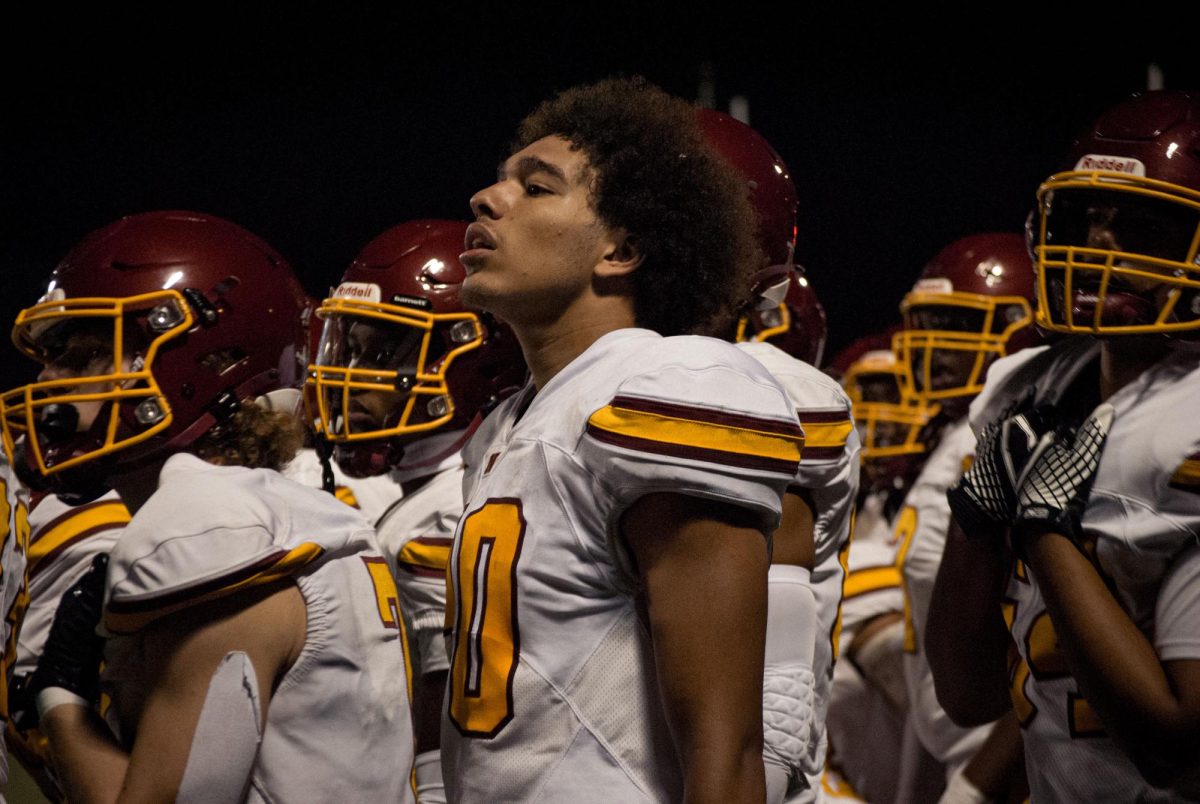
[461,223,497,267]
[347,399,381,430]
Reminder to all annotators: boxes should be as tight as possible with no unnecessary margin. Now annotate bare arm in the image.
[925,518,1013,726]
[43,581,305,803]
[772,490,814,570]
[623,492,769,804]
[413,669,448,753]
[959,710,1026,802]
[1025,531,1200,787]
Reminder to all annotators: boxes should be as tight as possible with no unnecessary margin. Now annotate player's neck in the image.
[516,297,637,389]
[109,458,168,514]
[1099,338,1170,402]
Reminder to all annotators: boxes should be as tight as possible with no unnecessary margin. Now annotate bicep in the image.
[119,581,305,802]
[772,489,814,569]
[621,492,769,741]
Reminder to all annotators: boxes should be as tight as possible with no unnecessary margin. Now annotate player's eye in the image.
[525,182,549,197]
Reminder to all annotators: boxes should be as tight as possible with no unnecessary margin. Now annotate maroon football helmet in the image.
[1032,90,1200,336]
[895,233,1037,406]
[697,108,799,269]
[697,110,828,364]
[307,220,527,477]
[737,270,828,367]
[1,211,308,496]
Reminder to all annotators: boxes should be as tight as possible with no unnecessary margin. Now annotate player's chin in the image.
[459,272,506,316]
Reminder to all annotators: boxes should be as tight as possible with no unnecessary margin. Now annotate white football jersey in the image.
[737,340,860,795]
[16,491,128,680]
[971,338,1200,802]
[896,418,992,769]
[0,449,30,785]
[443,329,804,802]
[838,489,904,646]
[826,492,906,804]
[6,489,127,784]
[100,453,415,803]
[284,446,401,523]
[825,657,905,804]
[376,452,461,677]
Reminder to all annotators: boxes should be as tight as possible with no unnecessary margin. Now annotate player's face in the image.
[903,305,984,392]
[1044,189,1195,327]
[461,136,615,325]
[858,372,906,446]
[34,322,131,433]
[341,319,425,432]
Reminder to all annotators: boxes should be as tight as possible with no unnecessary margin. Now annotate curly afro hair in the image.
[514,76,761,337]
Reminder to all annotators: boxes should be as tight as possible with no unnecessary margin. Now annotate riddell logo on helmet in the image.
[913,278,954,295]
[333,282,381,302]
[1075,154,1146,176]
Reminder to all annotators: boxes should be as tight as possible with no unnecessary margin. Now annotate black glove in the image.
[11,553,109,730]
[1013,404,1114,555]
[947,404,1059,535]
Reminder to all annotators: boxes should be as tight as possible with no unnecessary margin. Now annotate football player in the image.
[0,444,30,790]
[700,107,860,804]
[4,313,398,802]
[7,488,127,800]
[308,218,526,803]
[826,342,937,804]
[283,295,401,522]
[738,267,829,369]
[892,233,1037,802]
[0,211,415,801]
[444,77,803,801]
[929,90,1200,800]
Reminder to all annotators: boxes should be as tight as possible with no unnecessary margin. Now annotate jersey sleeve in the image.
[968,344,1049,434]
[17,493,128,678]
[1155,543,1200,661]
[377,469,461,676]
[1163,447,1200,539]
[396,539,452,675]
[103,462,326,635]
[576,356,804,536]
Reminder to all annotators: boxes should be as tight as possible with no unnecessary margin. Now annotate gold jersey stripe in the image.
[1170,458,1200,488]
[800,418,854,449]
[334,486,361,508]
[104,542,324,634]
[587,405,803,470]
[398,539,452,572]
[28,501,130,577]
[842,565,902,599]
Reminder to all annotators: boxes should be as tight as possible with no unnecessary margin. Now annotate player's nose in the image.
[470,182,505,221]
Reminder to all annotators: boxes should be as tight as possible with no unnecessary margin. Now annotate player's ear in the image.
[596,231,643,278]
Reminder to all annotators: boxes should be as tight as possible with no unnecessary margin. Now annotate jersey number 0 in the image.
[448,500,527,738]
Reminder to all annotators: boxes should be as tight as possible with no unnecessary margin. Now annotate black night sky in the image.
[4,6,1198,385]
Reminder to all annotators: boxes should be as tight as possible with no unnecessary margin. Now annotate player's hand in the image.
[947,404,1059,535]
[14,554,109,730]
[1013,404,1114,554]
